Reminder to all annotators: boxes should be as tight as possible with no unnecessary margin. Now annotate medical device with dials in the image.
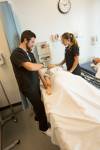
[35,42,51,67]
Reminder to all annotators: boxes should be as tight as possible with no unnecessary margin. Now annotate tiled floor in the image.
[1,105,60,150]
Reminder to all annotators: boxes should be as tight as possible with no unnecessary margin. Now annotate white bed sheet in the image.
[41,67,100,150]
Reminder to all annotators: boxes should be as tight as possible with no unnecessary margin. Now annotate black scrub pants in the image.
[22,87,49,131]
[72,65,81,76]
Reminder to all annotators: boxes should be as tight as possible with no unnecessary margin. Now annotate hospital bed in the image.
[41,67,100,150]
[80,61,100,89]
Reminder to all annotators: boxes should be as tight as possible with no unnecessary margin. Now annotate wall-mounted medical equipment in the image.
[35,42,51,67]
[50,34,60,42]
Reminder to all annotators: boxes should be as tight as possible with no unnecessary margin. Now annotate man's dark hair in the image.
[21,30,36,42]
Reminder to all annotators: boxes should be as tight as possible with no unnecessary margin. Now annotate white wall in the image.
[90,0,100,57]
[4,0,100,63]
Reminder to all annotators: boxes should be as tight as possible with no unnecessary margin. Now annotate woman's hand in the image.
[48,64,57,69]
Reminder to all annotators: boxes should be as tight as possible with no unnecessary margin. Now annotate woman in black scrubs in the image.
[49,32,81,75]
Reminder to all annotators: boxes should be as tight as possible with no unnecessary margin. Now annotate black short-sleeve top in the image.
[10,48,39,92]
[65,44,80,74]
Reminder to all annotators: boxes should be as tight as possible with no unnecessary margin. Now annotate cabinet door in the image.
[0,81,8,107]
[0,18,21,108]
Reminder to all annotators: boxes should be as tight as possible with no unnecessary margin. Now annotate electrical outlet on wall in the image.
[91,35,98,45]
[0,53,5,66]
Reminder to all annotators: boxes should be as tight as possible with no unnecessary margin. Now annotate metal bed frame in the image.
[80,61,100,89]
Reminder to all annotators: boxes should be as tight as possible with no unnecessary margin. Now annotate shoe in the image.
[42,128,51,137]
[34,116,39,121]
[47,122,51,128]
[39,122,51,132]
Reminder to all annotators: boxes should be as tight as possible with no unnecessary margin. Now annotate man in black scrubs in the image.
[10,30,50,131]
